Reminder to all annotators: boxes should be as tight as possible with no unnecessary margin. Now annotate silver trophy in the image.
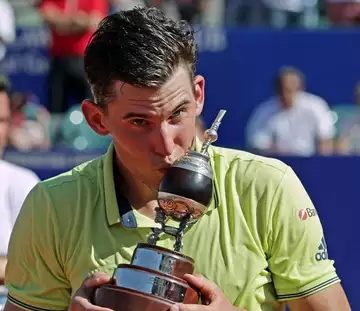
[93,110,227,311]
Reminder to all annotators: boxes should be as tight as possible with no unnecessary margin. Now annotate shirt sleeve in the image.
[9,171,40,228]
[266,166,340,301]
[246,102,275,151]
[312,98,335,141]
[0,1,15,44]
[5,183,71,311]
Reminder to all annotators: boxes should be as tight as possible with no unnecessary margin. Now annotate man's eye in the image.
[131,119,148,127]
[171,109,186,119]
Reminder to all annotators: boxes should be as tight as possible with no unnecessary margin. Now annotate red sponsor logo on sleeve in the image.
[298,208,318,220]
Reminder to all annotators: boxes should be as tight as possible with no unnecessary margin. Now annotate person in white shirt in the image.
[0,76,39,288]
[246,67,335,156]
[0,0,15,62]
[336,81,360,154]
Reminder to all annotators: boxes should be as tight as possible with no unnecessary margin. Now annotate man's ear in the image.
[194,75,205,116]
[81,99,110,136]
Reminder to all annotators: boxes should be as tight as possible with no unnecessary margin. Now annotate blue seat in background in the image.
[60,104,112,151]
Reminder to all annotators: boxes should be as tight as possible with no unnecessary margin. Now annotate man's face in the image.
[0,91,10,156]
[82,66,205,189]
[279,74,301,108]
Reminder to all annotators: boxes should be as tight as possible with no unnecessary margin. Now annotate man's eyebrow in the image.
[122,112,151,120]
[172,100,191,112]
[122,100,191,120]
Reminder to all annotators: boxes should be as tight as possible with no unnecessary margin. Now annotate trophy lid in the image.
[199,109,227,155]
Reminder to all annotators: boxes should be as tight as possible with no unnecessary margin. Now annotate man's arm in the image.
[312,98,335,155]
[5,183,71,311]
[69,0,108,33]
[38,3,75,33]
[245,102,275,154]
[287,283,351,311]
[3,301,24,311]
[0,1,15,44]
[0,257,6,284]
[318,139,334,155]
[38,1,100,34]
[336,135,350,155]
[265,166,350,309]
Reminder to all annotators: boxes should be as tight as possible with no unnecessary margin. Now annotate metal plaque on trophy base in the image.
[93,110,227,311]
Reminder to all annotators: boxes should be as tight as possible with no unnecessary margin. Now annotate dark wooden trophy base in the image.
[93,244,199,311]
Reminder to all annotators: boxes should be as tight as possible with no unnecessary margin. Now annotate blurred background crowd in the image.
[1,1,360,310]
[0,0,360,157]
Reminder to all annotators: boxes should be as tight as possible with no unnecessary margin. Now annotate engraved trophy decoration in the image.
[93,110,227,311]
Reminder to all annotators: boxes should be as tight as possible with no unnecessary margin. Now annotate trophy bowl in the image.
[157,110,226,223]
[93,244,199,311]
[92,110,227,311]
[158,150,213,221]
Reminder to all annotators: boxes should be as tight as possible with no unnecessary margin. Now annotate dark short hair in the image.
[84,7,198,106]
[275,66,305,93]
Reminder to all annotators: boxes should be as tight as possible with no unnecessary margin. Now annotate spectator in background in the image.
[110,0,181,21]
[263,0,319,27]
[326,0,360,25]
[109,0,146,13]
[7,92,51,151]
[177,0,210,24]
[336,81,360,154]
[0,75,39,290]
[0,0,15,61]
[36,0,108,113]
[147,0,181,21]
[226,0,319,28]
[246,66,335,156]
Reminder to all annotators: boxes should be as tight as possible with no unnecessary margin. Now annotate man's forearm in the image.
[41,9,84,34]
[41,8,72,30]
[0,257,7,284]
[318,139,334,155]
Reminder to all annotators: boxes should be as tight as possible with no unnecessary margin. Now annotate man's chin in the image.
[141,169,167,190]
[156,167,169,174]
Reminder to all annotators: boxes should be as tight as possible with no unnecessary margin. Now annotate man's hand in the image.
[170,274,246,311]
[68,272,113,311]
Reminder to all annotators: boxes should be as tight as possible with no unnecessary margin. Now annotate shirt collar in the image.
[104,138,219,229]
[103,143,122,226]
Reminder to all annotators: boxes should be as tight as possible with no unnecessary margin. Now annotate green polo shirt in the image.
[5,140,340,311]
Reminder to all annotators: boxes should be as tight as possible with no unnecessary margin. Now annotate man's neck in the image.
[113,156,159,219]
[112,136,198,219]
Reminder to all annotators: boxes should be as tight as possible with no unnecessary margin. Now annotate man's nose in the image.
[151,123,175,158]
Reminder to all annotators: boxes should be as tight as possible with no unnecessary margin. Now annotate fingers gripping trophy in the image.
[93,110,227,311]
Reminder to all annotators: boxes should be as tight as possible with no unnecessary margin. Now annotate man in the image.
[0,76,40,285]
[326,0,360,26]
[7,92,51,151]
[0,0,15,62]
[246,67,335,156]
[4,7,351,311]
[37,0,107,113]
[336,81,360,154]
[225,0,318,28]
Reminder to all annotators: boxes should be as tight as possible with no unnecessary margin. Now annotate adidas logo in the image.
[315,237,328,261]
